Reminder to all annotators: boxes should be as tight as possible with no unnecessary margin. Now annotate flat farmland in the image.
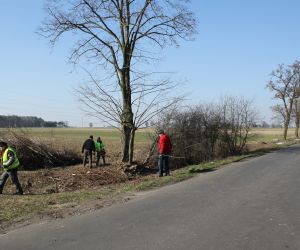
[1,127,153,154]
[248,128,296,142]
[14,127,152,143]
[1,127,295,147]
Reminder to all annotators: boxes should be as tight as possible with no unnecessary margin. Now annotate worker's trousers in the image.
[96,151,106,166]
[0,168,23,194]
[83,149,93,168]
[158,154,170,177]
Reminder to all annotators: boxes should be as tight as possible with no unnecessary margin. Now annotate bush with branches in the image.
[147,96,257,168]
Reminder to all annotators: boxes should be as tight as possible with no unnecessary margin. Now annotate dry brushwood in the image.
[0,130,81,170]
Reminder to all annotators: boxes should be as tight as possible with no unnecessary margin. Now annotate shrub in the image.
[148,96,256,168]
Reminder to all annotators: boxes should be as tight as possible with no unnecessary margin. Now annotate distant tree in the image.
[261,121,270,128]
[43,121,57,127]
[271,104,285,126]
[39,0,197,164]
[57,121,68,127]
[0,115,46,128]
[266,61,300,140]
[89,122,93,128]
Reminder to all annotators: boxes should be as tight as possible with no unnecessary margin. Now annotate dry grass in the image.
[248,128,295,141]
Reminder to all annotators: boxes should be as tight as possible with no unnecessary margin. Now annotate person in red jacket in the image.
[158,129,172,177]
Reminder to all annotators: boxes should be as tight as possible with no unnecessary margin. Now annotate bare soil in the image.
[18,164,129,195]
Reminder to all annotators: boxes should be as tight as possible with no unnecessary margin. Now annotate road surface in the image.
[1,144,300,249]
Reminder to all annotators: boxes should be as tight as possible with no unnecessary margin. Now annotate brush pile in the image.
[17,165,129,194]
[0,130,81,170]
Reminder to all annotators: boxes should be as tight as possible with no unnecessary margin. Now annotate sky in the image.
[1,0,300,127]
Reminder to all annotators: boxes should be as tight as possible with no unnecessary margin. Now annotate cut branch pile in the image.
[0,130,82,170]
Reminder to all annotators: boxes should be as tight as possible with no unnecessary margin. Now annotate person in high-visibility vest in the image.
[95,137,106,166]
[0,141,23,195]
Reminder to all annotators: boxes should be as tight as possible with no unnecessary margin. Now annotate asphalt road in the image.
[1,144,300,250]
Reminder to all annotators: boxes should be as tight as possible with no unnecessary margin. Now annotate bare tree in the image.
[266,61,300,140]
[271,104,286,126]
[77,72,183,163]
[39,0,197,163]
[220,96,256,155]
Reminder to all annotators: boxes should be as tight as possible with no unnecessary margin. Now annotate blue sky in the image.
[1,1,300,127]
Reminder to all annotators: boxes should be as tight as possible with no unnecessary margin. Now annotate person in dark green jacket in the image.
[0,141,23,195]
[95,137,106,166]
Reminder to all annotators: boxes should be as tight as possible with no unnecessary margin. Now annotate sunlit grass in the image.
[248,128,296,142]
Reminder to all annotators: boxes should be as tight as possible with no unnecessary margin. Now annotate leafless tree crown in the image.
[266,61,300,139]
[40,0,197,69]
[39,0,197,163]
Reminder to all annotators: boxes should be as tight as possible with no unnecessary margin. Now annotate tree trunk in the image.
[295,117,300,137]
[283,116,290,140]
[283,125,288,140]
[120,66,135,163]
[121,106,134,162]
[121,125,131,162]
[128,128,136,164]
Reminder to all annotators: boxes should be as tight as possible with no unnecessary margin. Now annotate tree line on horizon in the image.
[0,115,68,128]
